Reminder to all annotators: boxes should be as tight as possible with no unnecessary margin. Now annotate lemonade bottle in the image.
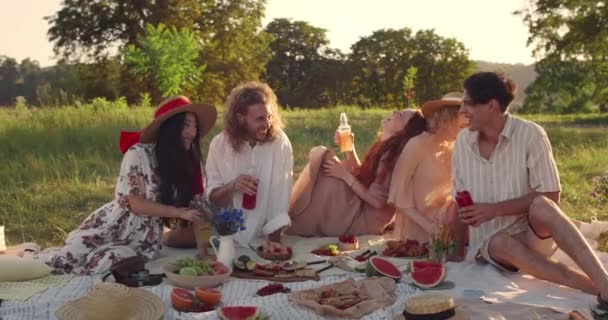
[338,112,353,152]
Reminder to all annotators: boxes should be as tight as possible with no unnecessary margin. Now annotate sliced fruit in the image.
[233,259,246,271]
[212,261,230,274]
[171,288,194,311]
[171,288,215,312]
[327,244,338,251]
[246,260,257,271]
[238,255,252,264]
[180,267,199,276]
[192,266,204,275]
[410,260,443,272]
[195,287,222,306]
[365,256,402,281]
[218,306,259,320]
[411,266,446,289]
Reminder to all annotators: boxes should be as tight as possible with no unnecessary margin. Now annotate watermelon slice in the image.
[365,256,402,281]
[218,306,259,320]
[410,260,443,272]
[411,266,446,288]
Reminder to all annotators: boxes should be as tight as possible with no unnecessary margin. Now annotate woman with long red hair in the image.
[288,109,427,236]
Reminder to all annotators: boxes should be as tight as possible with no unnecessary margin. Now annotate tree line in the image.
[1,0,605,113]
[0,0,472,109]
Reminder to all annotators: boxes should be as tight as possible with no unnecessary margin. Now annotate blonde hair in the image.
[223,81,284,152]
[426,105,461,134]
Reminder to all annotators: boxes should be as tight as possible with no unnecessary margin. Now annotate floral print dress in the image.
[34,143,164,275]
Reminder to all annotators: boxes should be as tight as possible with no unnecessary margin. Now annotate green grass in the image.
[1,105,607,247]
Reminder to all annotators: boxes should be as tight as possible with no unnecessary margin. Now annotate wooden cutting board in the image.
[231,268,319,282]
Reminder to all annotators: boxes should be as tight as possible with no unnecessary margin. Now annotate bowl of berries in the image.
[256,283,291,296]
[338,235,359,251]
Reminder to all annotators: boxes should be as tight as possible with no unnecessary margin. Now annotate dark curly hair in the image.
[463,71,517,112]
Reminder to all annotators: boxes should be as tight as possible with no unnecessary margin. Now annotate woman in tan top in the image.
[288,109,427,236]
[388,93,466,243]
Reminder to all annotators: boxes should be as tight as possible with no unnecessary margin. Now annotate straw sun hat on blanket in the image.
[55,282,164,320]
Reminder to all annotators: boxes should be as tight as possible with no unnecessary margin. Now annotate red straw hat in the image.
[119,96,217,153]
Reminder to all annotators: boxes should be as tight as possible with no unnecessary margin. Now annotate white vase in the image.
[210,235,235,269]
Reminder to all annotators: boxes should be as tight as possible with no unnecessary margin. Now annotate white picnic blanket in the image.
[0,235,603,319]
[0,274,418,320]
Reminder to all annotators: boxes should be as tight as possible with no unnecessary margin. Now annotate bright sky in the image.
[0,0,534,67]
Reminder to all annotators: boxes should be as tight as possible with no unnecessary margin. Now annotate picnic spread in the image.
[0,234,601,319]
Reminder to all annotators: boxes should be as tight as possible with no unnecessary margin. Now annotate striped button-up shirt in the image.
[452,114,561,261]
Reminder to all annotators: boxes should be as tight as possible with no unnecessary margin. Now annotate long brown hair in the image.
[223,81,284,152]
[355,111,427,187]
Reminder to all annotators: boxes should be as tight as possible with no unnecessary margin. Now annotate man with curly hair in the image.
[206,81,293,247]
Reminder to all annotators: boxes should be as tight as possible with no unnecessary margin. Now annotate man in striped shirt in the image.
[453,71,608,302]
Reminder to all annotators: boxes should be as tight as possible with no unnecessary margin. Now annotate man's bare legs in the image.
[490,231,596,293]
[488,196,608,298]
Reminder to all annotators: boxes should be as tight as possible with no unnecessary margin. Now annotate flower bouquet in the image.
[428,223,456,264]
[190,196,246,236]
[190,196,246,266]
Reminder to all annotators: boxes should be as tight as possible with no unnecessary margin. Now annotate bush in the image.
[137,92,152,108]
[89,97,128,112]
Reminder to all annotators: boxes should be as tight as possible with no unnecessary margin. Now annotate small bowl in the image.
[163,261,231,290]
[256,246,292,261]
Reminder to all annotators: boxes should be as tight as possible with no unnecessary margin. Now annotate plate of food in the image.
[337,235,359,251]
[253,241,293,261]
[311,244,340,256]
[379,239,429,259]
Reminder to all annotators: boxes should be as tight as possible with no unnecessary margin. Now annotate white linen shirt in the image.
[205,130,293,246]
[452,114,561,261]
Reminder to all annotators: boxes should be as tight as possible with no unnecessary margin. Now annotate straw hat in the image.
[119,96,217,153]
[55,283,164,320]
[420,92,463,118]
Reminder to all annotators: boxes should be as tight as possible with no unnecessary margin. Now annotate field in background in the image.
[1,105,607,247]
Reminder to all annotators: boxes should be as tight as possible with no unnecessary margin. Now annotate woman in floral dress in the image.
[33,96,217,275]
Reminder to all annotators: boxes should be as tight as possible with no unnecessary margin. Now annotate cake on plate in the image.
[403,293,455,320]
[338,235,359,251]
